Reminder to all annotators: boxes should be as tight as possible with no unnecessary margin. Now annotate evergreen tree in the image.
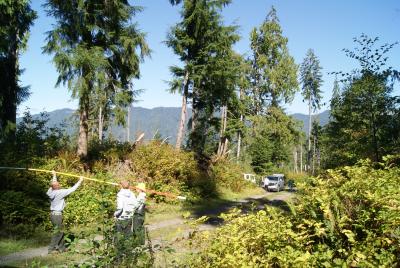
[330,76,340,111]
[43,0,149,158]
[248,6,298,113]
[245,6,299,172]
[247,107,302,174]
[300,49,323,171]
[166,0,239,156]
[0,0,36,138]
[323,35,399,167]
[310,119,322,174]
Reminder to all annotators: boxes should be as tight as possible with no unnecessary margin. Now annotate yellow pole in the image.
[0,166,186,200]
[27,168,119,186]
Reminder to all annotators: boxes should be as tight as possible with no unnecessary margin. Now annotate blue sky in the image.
[19,0,400,115]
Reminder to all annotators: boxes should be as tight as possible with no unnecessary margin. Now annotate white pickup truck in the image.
[261,174,285,192]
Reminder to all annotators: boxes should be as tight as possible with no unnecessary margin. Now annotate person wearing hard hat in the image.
[47,171,83,253]
[132,183,146,245]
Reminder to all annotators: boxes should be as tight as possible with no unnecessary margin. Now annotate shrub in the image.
[128,141,208,201]
[210,160,251,192]
[190,158,400,267]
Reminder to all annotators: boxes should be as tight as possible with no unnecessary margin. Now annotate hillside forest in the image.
[0,0,399,267]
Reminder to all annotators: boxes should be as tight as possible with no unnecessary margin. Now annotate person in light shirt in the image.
[114,181,146,246]
[46,171,83,253]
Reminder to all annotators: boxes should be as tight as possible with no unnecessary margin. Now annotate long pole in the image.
[0,167,186,200]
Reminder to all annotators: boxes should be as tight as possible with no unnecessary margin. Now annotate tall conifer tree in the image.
[249,6,298,113]
[43,0,149,158]
[300,49,323,170]
[0,0,36,138]
[167,0,239,155]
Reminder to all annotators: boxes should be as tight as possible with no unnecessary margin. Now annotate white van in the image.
[262,174,285,192]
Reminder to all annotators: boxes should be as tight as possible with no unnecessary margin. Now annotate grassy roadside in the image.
[1,185,268,267]
[0,231,50,257]
[4,251,85,268]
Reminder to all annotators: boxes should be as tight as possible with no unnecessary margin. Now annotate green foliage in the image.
[236,6,300,174]
[12,111,70,163]
[323,35,399,168]
[247,107,302,174]
[167,0,240,156]
[210,160,249,192]
[0,112,71,234]
[70,189,154,267]
[248,6,298,111]
[190,158,400,267]
[43,0,150,156]
[300,49,323,112]
[309,120,323,174]
[0,0,36,136]
[129,141,208,201]
[88,139,133,166]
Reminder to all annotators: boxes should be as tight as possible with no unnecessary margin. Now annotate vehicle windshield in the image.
[267,176,278,181]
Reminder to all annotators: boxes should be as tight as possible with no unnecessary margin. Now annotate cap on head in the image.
[120,180,130,189]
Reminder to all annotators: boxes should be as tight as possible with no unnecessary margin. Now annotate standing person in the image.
[132,183,146,245]
[114,181,147,247]
[114,180,137,237]
[47,171,83,253]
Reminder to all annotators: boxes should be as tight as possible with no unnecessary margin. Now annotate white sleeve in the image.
[46,188,53,197]
[57,180,82,199]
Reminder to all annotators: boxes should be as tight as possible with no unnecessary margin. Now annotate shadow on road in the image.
[185,190,295,226]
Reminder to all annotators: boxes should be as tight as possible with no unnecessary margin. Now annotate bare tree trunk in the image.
[312,134,316,175]
[126,105,130,142]
[217,106,226,155]
[293,147,298,173]
[191,82,199,133]
[307,94,312,171]
[236,87,244,161]
[77,94,89,158]
[317,149,321,171]
[300,144,303,172]
[222,138,229,156]
[218,106,228,157]
[236,114,243,161]
[175,71,189,150]
[98,106,103,141]
[217,106,224,156]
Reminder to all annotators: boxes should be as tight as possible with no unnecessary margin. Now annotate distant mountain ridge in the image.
[291,110,330,133]
[17,107,330,143]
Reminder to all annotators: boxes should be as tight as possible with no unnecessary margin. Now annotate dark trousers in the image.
[49,213,65,252]
[115,214,145,247]
[116,218,133,236]
[132,214,145,245]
